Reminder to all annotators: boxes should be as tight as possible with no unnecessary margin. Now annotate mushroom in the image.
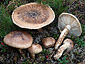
[42,37,55,48]
[55,13,82,50]
[28,43,42,58]
[4,31,33,54]
[12,3,55,30]
[54,38,74,60]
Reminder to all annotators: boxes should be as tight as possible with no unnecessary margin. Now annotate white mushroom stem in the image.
[19,49,22,54]
[54,40,71,60]
[55,25,71,50]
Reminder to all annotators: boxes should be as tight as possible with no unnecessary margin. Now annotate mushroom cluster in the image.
[3,2,82,61]
[3,2,55,58]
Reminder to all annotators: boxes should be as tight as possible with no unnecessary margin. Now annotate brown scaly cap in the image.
[4,31,33,49]
[58,13,82,37]
[12,2,55,29]
[28,43,42,54]
[42,37,55,48]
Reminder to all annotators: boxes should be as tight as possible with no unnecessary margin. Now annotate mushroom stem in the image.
[19,49,22,54]
[54,43,69,60]
[19,49,25,57]
[54,38,74,60]
[28,44,42,59]
[38,28,43,33]
[30,53,35,59]
[55,25,71,50]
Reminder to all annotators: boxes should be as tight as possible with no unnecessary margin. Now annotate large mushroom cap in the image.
[4,31,33,49]
[58,13,82,37]
[12,3,55,29]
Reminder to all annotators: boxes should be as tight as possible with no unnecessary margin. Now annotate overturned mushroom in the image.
[42,37,55,48]
[54,38,74,60]
[4,31,33,54]
[28,43,42,59]
[55,13,82,50]
[12,3,55,29]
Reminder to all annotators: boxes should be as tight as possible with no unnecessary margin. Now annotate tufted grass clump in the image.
[75,25,85,47]
[36,0,67,15]
[0,4,20,38]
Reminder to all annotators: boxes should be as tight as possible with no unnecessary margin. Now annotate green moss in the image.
[75,25,85,47]
[41,49,51,55]
[36,0,67,15]
[58,56,69,64]
[53,34,59,39]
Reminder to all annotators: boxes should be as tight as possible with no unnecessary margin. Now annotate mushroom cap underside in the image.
[4,31,33,49]
[12,3,55,29]
[58,13,82,37]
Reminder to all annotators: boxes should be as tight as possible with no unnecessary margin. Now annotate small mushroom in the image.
[28,43,42,58]
[42,37,55,48]
[12,3,55,29]
[54,38,74,60]
[55,13,82,50]
[4,31,33,54]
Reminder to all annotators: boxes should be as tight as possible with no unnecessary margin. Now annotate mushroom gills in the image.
[55,13,82,50]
